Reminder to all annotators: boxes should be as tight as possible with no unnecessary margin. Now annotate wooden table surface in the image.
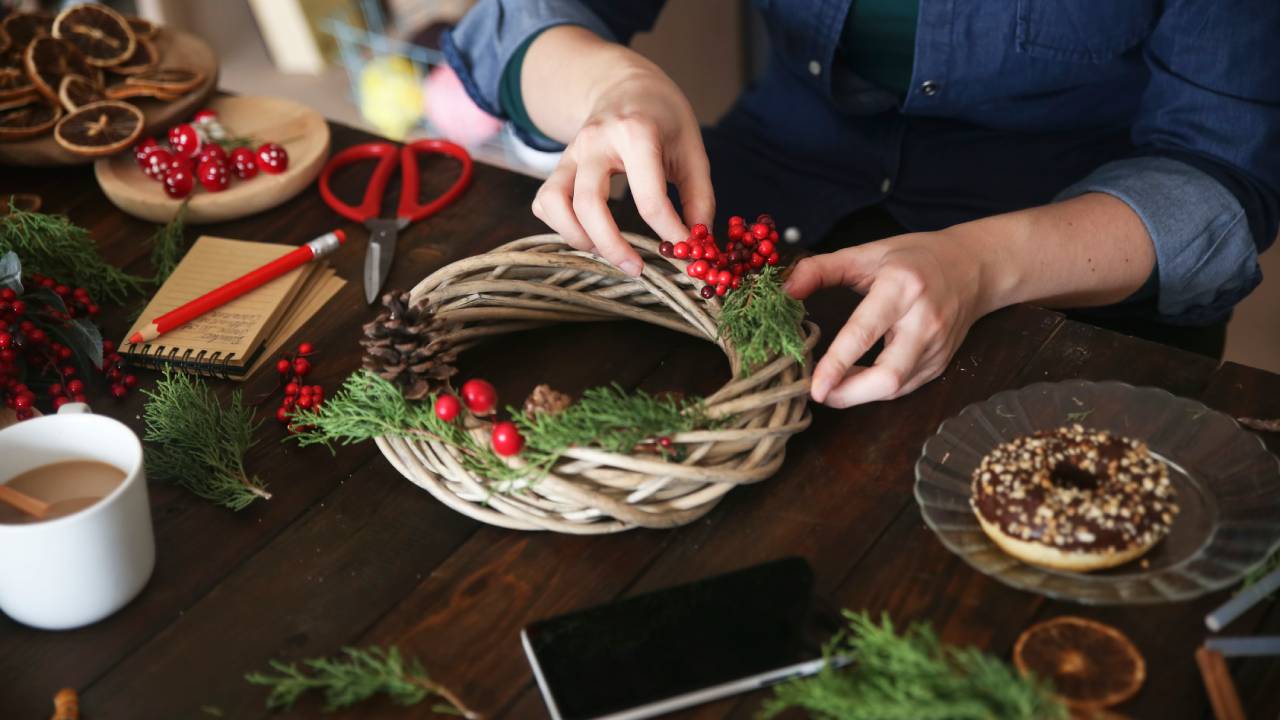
[2,118,1278,720]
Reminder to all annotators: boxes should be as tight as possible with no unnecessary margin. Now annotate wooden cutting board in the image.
[0,28,218,167]
[94,95,330,224]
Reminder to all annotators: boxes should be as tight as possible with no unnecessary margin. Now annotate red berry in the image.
[757,213,774,227]
[276,406,290,423]
[284,382,299,397]
[756,240,775,256]
[767,252,780,265]
[0,288,14,300]
[727,225,744,242]
[461,378,497,414]
[66,379,85,395]
[731,276,742,289]
[658,241,675,257]
[229,147,258,179]
[491,420,524,456]
[61,365,76,378]
[749,253,766,269]
[256,143,289,173]
[111,384,128,399]
[282,396,295,410]
[299,385,313,397]
[168,123,202,158]
[435,394,462,422]
[715,269,732,286]
[715,283,729,296]
[197,157,229,192]
[691,223,709,239]
[687,259,710,279]
[658,436,673,448]
[197,144,227,166]
[702,244,718,261]
[52,396,69,409]
[102,339,115,354]
[124,375,138,389]
[48,383,63,396]
[193,109,218,124]
[134,137,159,167]
[298,342,314,355]
[728,215,745,226]
[672,241,691,259]
[72,393,87,403]
[13,394,31,410]
[751,223,769,240]
[688,243,703,260]
[163,166,194,198]
[142,147,174,180]
[85,303,99,316]
[15,407,32,421]
[0,333,9,350]
[293,357,311,376]
[296,396,313,410]
[699,285,715,299]
[275,358,291,374]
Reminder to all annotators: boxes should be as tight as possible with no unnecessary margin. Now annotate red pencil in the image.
[129,229,346,344]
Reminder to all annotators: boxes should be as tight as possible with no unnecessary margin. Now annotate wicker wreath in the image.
[374,233,819,533]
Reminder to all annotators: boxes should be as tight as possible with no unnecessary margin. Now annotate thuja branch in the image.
[719,265,806,372]
[516,383,717,455]
[148,197,191,283]
[246,646,478,717]
[142,368,270,510]
[762,611,1067,720]
[0,203,146,303]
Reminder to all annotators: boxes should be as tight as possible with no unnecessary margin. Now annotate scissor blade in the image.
[363,221,398,304]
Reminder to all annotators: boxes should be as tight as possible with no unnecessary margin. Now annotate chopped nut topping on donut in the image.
[969,425,1178,553]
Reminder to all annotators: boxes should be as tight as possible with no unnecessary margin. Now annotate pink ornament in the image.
[422,65,502,146]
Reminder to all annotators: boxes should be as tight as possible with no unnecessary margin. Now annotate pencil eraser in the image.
[334,229,346,244]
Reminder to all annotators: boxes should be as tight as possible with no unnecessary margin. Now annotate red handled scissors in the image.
[318,138,473,303]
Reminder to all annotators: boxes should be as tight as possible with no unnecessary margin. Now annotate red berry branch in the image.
[272,342,325,432]
[659,214,782,300]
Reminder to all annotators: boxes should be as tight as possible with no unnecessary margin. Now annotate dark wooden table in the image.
[3,117,1278,720]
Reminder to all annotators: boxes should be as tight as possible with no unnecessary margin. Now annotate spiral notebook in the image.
[120,236,345,379]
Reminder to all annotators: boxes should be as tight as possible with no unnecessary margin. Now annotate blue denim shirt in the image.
[445,0,1280,325]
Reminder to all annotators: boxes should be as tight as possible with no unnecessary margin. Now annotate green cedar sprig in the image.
[148,197,191,283]
[289,372,718,487]
[761,611,1067,720]
[0,203,146,303]
[142,368,270,510]
[246,646,476,717]
[718,265,806,372]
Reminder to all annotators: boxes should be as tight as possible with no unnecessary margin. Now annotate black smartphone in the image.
[521,557,839,720]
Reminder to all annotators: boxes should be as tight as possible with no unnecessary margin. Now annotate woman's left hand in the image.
[783,230,997,407]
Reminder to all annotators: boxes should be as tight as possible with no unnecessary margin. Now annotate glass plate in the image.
[914,380,1280,605]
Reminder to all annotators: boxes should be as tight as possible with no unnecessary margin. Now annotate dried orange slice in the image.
[53,99,142,155]
[58,74,105,111]
[0,49,35,101]
[104,82,173,101]
[108,36,156,76]
[123,67,202,94]
[0,100,60,141]
[25,36,100,103]
[52,4,135,68]
[1014,616,1145,711]
[1,12,53,52]
[124,16,158,40]
[0,92,37,113]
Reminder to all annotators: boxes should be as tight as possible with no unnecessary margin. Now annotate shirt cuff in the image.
[443,0,617,145]
[1055,156,1262,325]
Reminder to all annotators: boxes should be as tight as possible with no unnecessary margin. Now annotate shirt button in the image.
[920,80,940,96]
[783,226,802,244]
[880,177,892,194]
[808,60,822,76]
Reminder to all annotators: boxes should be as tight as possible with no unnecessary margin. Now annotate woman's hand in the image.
[526,28,713,277]
[784,229,997,407]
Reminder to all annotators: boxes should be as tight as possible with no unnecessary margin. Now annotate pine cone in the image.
[524,384,573,416]
[360,291,458,400]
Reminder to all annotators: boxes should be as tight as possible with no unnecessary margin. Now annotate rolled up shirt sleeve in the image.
[1056,157,1260,325]
[443,0,645,150]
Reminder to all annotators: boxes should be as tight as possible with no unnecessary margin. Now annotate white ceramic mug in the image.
[0,403,155,630]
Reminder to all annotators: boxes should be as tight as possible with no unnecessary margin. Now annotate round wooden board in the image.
[94,95,330,224]
[0,28,219,167]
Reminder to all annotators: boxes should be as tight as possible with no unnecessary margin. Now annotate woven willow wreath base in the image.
[375,233,819,533]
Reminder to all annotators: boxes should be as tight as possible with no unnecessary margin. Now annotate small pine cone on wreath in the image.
[361,291,459,400]
[524,384,573,416]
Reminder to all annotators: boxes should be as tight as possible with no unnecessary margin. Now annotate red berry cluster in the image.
[133,109,289,200]
[658,214,781,299]
[1,287,136,420]
[434,379,526,457]
[273,342,323,430]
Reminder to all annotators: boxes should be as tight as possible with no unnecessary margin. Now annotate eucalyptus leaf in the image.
[0,251,21,293]
[24,288,104,370]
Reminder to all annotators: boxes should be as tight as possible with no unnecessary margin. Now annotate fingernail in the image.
[620,260,643,277]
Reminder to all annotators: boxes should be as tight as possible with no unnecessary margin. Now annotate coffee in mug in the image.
[0,460,126,524]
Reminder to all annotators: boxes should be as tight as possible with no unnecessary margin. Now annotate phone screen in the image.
[522,557,828,719]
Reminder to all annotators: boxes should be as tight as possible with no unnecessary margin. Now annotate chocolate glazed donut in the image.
[970,425,1179,572]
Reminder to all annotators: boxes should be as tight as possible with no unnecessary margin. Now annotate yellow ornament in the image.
[358,56,423,140]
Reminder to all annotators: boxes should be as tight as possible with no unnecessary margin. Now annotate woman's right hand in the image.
[527,28,713,277]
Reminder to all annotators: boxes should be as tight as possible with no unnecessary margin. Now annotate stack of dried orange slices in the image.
[0,4,204,156]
